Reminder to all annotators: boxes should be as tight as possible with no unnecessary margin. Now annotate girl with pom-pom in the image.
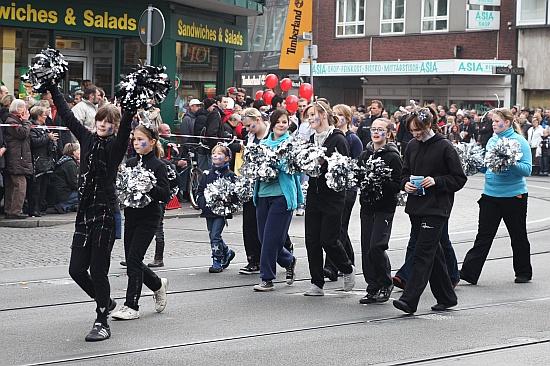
[111,123,170,321]
[357,118,402,304]
[461,108,533,285]
[302,100,356,296]
[196,144,237,273]
[47,83,132,342]
[252,110,303,291]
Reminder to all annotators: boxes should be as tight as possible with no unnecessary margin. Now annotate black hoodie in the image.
[358,142,403,213]
[401,133,467,218]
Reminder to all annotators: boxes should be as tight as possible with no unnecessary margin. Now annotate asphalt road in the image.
[1,175,549,366]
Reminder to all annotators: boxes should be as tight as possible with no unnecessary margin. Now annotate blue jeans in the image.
[396,218,459,284]
[256,196,294,281]
[206,217,228,262]
[58,191,79,212]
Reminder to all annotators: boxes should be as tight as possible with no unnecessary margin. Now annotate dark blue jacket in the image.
[196,164,236,218]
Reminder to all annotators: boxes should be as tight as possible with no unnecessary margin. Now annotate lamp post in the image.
[299,32,317,98]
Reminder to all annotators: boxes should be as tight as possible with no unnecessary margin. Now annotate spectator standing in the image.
[179,99,202,144]
[527,115,544,175]
[71,86,98,130]
[357,100,384,149]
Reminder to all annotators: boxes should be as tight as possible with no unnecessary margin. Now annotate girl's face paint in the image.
[211,150,229,166]
[491,115,509,134]
[96,119,115,137]
[371,121,389,145]
[337,114,346,128]
[133,130,155,155]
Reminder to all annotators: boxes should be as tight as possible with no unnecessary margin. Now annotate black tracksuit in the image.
[123,151,170,310]
[358,142,402,293]
[398,133,467,311]
[305,129,353,289]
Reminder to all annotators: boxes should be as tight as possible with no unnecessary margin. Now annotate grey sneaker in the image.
[285,257,297,285]
[153,278,168,313]
[253,280,274,292]
[343,265,356,292]
[304,284,324,296]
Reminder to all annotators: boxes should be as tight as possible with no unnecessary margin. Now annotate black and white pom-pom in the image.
[275,136,310,174]
[455,142,485,176]
[117,161,157,208]
[397,191,408,206]
[484,137,523,173]
[293,143,327,177]
[233,175,254,202]
[115,64,171,113]
[21,47,68,93]
[325,152,359,192]
[166,163,179,199]
[358,157,393,203]
[239,143,279,181]
[204,178,240,216]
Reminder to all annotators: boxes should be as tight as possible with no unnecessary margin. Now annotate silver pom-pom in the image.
[358,157,393,203]
[115,64,171,112]
[166,163,179,199]
[240,143,279,181]
[455,142,485,176]
[325,152,359,192]
[275,136,311,174]
[21,47,68,93]
[204,178,240,216]
[233,175,254,202]
[117,161,157,208]
[293,143,327,177]
[484,137,523,173]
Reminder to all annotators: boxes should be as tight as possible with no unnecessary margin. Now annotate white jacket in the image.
[527,125,544,148]
[71,100,97,130]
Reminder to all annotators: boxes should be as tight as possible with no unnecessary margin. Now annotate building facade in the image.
[303,0,517,113]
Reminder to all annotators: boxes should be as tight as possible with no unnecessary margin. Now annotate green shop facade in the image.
[0,0,262,123]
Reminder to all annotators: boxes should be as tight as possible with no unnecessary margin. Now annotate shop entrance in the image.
[62,56,87,95]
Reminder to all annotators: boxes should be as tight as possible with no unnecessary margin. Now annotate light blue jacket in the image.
[253,132,304,211]
[484,127,532,197]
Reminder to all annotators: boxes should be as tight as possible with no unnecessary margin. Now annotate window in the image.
[336,0,366,37]
[380,0,405,34]
[421,0,448,32]
[516,0,547,26]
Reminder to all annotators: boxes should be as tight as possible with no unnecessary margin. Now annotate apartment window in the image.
[380,0,405,34]
[516,0,547,26]
[422,0,448,32]
[336,0,366,37]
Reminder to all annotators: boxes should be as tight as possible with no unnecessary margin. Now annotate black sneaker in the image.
[359,290,379,304]
[376,285,394,303]
[85,322,111,342]
[253,280,274,292]
[514,276,531,283]
[285,257,297,285]
[239,263,260,275]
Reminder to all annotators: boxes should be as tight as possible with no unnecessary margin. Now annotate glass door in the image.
[62,56,87,95]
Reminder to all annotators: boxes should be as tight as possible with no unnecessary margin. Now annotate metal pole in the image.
[146,5,153,65]
[309,41,314,101]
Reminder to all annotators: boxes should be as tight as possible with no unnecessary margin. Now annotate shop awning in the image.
[171,0,263,16]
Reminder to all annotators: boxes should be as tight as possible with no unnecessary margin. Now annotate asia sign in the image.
[279,0,312,70]
[173,14,247,51]
[299,59,512,77]
[467,10,500,30]
[0,0,141,35]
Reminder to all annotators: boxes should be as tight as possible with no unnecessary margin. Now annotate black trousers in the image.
[305,193,353,289]
[28,174,49,214]
[153,203,166,260]
[124,214,162,310]
[361,208,394,292]
[461,194,532,283]
[325,189,356,272]
[399,215,456,311]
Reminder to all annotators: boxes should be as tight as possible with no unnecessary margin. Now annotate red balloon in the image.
[299,83,313,100]
[280,78,293,92]
[285,95,299,114]
[263,90,275,105]
[255,90,264,101]
[264,74,279,89]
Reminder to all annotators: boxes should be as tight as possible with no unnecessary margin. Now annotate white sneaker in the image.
[295,208,305,216]
[343,265,356,292]
[304,284,324,296]
[111,305,140,320]
[153,278,168,313]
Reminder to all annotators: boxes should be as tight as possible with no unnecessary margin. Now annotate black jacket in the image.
[358,142,403,213]
[29,121,57,176]
[196,164,236,218]
[0,107,9,123]
[396,114,413,144]
[124,151,171,218]
[205,106,224,149]
[357,114,382,149]
[0,123,5,170]
[49,155,78,203]
[478,119,493,148]
[401,133,467,218]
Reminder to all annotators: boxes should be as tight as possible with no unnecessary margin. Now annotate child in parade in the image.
[196,144,236,273]
[48,84,132,341]
[303,100,356,296]
[111,124,170,321]
[460,108,533,285]
[252,110,303,291]
[357,118,403,304]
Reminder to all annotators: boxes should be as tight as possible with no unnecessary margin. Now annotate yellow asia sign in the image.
[279,0,312,70]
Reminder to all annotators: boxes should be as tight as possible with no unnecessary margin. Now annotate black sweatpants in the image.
[399,215,456,311]
[360,208,394,292]
[28,174,50,214]
[124,212,162,310]
[325,189,356,272]
[305,192,353,289]
[461,194,532,283]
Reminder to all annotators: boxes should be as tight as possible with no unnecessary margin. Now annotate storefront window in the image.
[14,29,51,99]
[450,100,498,114]
[121,37,147,76]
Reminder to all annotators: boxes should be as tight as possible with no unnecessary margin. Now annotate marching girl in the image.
[460,108,533,284]
[393,107,466,314]
[111,123,170,320]
[303,100,356,296]
[48,84,132,342]
[357,118,402,304]
[252,109,303,291]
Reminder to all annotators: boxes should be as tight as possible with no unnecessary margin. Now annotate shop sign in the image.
[173,14,247,51]
[240,73,267,86]
[467,10,500,30]
[278,0,312,70]
[0,0,142,36]
[468,0,501,5]
[299,59,511,77]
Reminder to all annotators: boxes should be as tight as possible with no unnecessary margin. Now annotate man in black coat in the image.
[357,100,384,149]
